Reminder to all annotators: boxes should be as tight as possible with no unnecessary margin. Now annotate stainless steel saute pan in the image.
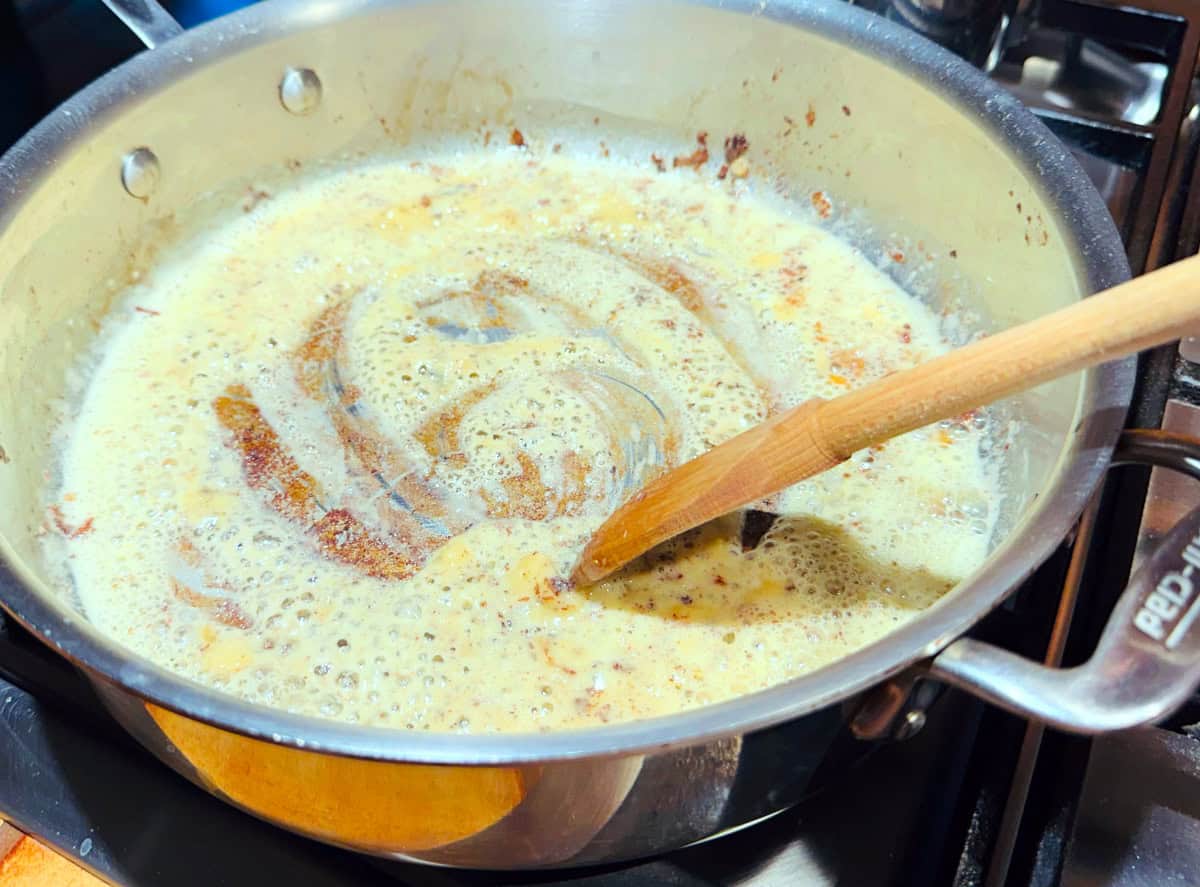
[1,0,1199,868]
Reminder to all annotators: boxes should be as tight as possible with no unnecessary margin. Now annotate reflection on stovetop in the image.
[3,0,1200,884]
[1060,729,1200,887]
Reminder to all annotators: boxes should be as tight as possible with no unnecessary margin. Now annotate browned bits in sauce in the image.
[242,187,271,213]
[52,150,999,732]
[172,578,253,630]
[295,300,457,528]
[841,105,851,116]
[413,384,497,457]
[805,104,816,127]
[214,383,323,521]
[724,133,749,164]
[811,190,832,219]
[171,539,252,629]
[510,128,526,148]
[673,132,710,170]
[651,153,666,173]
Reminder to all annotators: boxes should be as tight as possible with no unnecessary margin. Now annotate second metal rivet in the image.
[121,147,161,200]
[280,67,323,115]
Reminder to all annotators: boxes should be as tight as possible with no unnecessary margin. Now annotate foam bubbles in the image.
[46,144,1002,734]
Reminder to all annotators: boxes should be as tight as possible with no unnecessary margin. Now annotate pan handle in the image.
[100,0,183,49]
[928,428,1200,734]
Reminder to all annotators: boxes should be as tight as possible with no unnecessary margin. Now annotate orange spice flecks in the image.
[171,577,254,630]
[619,252,705,314]
[213,384,322,522]
[483,452,549,521]
[213,383,422,580]
[413,384,497,458]
[294,299,352,398]
[536,638,578,675]
[783,290,807,311]
[312,508,417,580]
[295,296,457,527]
[47,504,94,538]
[831,349,866,378]
[780,257,809,282]
[556,451,592,517]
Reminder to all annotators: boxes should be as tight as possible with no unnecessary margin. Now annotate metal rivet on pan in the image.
[121,147,161,199]
[279,67,322,115]
[896,709,927,740]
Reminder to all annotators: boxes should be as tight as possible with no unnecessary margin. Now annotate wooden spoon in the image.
[572,253,1200,584]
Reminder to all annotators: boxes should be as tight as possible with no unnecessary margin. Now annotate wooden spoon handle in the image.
[819,252,1200,457]
[574,253,1200,583]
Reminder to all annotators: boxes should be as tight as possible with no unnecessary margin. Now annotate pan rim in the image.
[0,0,1133,764]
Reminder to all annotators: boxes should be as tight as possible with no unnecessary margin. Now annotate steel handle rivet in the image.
[280,67,323,116]
[120,147,161,200]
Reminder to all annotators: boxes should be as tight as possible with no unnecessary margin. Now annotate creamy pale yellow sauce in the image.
[45,148,998,732]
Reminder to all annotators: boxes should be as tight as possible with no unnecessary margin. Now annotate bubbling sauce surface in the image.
[45,149,999,732]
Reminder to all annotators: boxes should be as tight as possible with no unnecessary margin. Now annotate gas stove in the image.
[2,1,1200,884]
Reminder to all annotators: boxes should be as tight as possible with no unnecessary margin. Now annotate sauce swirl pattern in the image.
[44,150,999,731]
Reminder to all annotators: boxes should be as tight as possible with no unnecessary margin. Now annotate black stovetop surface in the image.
[0,1,1193,884]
